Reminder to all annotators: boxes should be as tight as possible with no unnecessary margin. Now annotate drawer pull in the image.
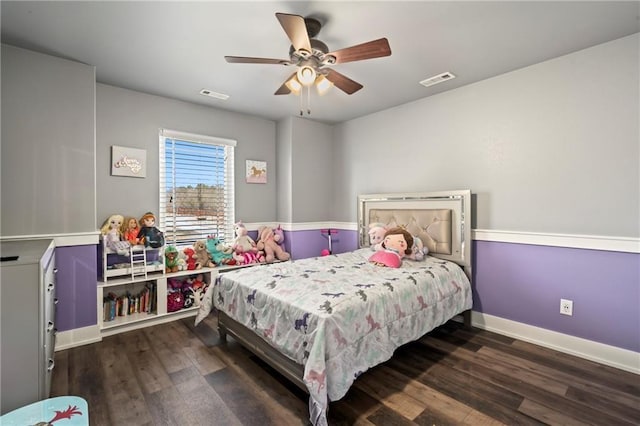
[47,358,55,372]
[47,321,55,332]
[47,283,54,292]
[53,268,59,274]
[54,298,59,305]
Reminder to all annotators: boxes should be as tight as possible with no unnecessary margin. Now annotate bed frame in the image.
[218,189,473,394]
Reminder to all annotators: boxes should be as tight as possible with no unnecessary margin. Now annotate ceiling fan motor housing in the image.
[289,39,334,68]
[304,17,322,38]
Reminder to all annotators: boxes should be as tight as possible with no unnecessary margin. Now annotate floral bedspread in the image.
[204,248,472,425]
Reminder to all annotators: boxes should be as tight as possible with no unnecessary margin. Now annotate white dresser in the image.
[0,239,56,415]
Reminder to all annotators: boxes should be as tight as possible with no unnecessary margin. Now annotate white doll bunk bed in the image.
[100,237,164,282]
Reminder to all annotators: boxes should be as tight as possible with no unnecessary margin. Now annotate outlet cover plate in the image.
[560,299,573,316]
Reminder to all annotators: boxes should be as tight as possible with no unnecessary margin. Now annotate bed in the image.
[196,190,473,425]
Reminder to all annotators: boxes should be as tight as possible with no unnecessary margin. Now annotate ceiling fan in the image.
[225,13,391,98]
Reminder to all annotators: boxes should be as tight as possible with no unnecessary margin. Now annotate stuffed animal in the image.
[167,277,183,291]
[165,245,180,273]
[193,240,215,269]
[192,287,204,307]
[257,225,291,263]
[181,247,197,270]
[273,225,286,250]
[166,292,184,312]
[369,227,414,268]
[234,249,265,265]
[368,222,388,251]
[233,221,259,253]
[182,289,195,309]
[176,258,187,271]
[190,274,206,291]
[407,236,428,261]
[231,222,264,265]
[100,214,131,255]
[205,235,236,266]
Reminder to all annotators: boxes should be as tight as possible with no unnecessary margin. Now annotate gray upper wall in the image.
[291,117,334,222]
[96,84,277,226]
[1,44,96,237]
[276,117,293,223]
[332,34,639,238]
[3,34,638,238]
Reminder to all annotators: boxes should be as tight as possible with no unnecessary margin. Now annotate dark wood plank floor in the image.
[51,315,640,426]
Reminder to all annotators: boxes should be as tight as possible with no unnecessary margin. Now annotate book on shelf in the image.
[103,281,157,322]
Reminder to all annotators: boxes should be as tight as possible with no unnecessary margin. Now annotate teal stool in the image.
[1,396,88,425]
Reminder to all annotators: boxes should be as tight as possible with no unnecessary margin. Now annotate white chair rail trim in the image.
[2,227,635,253]
[245,223,638,253]
[0,232,99,247]
[472,229,639,253]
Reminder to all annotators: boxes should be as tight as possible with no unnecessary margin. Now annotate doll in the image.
[100,214,130,255]
[136,212,165,248]
[122,216,141,245]
[368,227,414,268]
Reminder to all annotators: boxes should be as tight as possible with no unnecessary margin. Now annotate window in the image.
[159,129,235,247]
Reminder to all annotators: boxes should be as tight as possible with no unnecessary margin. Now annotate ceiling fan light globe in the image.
[297,66,316,86]
[316,74,333,95]
[285,77,302,95]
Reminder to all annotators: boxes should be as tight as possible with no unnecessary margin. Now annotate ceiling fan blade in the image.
[274,72,297,95]
[324,69,363,95]
[327,38,391,64]
[225,56,292,65]
[276,13,312,53]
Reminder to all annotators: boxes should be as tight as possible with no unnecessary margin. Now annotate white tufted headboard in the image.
[357,190,472,277]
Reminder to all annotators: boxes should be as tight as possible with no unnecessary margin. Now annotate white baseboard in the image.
[472,312,640,375]
[55,325,102,351]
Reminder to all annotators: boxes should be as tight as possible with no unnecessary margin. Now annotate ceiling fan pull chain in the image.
[307,86,311,115]
[299,90,304,116]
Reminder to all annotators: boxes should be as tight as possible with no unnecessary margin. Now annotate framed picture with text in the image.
[111,146,146,178]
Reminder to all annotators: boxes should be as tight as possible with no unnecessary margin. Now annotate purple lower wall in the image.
[55,245,97,332]
[55,230,639,355]
[286,228,359,260]
[474,241,639,352]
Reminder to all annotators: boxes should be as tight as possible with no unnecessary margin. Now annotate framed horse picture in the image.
[245,160,267,184]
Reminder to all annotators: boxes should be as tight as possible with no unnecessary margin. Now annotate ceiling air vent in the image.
[200,89,229,100]
[419,72,456,88]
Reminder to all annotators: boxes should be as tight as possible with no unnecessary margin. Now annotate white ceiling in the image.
[2,1,639,124]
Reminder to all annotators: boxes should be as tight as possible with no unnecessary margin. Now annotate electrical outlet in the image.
[560,299,573,316]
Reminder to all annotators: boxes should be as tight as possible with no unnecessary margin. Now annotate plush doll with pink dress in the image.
[369,227,414,268]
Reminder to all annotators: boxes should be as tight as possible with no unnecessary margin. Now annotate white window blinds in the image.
[159,129,236,247]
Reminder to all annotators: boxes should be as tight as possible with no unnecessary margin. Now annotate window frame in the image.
[159,128,236,248]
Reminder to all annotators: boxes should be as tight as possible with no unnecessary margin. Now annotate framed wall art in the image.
[111,145,147,178]
[246,160,267,184]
